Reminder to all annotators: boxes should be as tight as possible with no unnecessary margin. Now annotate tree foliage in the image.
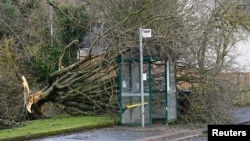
[0,0,20,37]
[52,3,90,67]
[55,4,89,45]
[27,2,90,82]
[176,0,250,123]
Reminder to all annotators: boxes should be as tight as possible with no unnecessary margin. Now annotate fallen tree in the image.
[21,40,121,118]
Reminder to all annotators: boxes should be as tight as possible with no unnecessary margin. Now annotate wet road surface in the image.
[31,125,169,141]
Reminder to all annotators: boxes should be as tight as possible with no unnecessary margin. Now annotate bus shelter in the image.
[117,56,177,126]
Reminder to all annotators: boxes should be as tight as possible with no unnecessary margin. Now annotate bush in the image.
[0,0,20,37]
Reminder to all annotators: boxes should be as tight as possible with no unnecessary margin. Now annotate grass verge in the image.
[0,114,117,141]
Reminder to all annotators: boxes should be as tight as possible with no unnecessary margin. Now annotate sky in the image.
[235,36,250,72]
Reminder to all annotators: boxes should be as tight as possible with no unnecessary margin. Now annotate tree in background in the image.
[176,0,250,123]
[53,3,89,66]
[0,0,20,37]
[24,1,90,82]
[0,0,24,121]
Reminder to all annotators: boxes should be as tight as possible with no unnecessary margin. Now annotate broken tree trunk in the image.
[22,76,45,118]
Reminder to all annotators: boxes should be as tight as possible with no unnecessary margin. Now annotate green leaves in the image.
[55,4,89,45]
[0,0,20,37]
[30,44,62,82]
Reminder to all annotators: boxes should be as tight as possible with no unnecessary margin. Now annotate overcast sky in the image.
[235,36,250,71]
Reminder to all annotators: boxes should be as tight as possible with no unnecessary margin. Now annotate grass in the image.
[0,114,117,141]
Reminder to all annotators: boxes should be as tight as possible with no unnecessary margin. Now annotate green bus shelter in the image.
[117,56,177,126]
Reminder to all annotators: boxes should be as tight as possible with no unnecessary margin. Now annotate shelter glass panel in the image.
[120,61,150,125]
[151,61,166,119]
[167,61,177,121]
